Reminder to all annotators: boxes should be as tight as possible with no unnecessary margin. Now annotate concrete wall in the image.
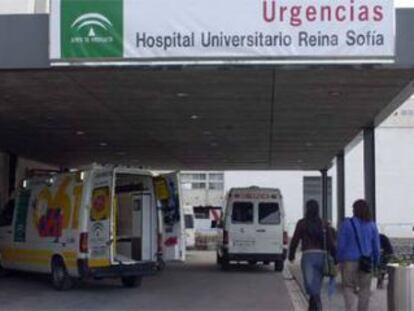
[376,127,414,237]
[0,0,48,14]
[0,153,10,209]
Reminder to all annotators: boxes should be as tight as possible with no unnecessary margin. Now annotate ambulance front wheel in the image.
[0,263,9,277]
[51,257,73,291]
[274,260,284,272]
[121,276,142,288]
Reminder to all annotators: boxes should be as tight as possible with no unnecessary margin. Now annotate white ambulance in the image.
[216,187,288,271]
[0,165,160,290]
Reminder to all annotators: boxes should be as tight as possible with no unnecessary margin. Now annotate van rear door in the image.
[88,169,114,268]
[155,173,185,261]
[255,201,283,254]
[228,201,256,254]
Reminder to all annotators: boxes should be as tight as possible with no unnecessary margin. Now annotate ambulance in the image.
[0,165,160,290]
[216,187,288,272]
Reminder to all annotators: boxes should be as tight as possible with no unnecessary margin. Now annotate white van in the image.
[216,187,287,271]
[0,165,159,290]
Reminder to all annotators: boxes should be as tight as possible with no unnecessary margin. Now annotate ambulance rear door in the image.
[88,169,114,268]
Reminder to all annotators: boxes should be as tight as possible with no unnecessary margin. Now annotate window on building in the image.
[231,202,253,224]
[209,173,223,181]
[184,215,194,229]
[190,173,206,181]
[192,182,206,189]
[258,203,280,225]
[180,173,207,182]
[193,207,209,219]
[209,182,224,190]
[180,174,192,183]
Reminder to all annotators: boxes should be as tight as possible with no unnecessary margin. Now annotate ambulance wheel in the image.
[274,260,284,272]
[157,259,166,272]
[122,276,142,288]
[51,257,73,291]
[0,263,8,277]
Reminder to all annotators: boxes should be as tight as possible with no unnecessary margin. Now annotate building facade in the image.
[179,171,225,208]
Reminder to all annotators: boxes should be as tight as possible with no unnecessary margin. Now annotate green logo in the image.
[61,0,123,59]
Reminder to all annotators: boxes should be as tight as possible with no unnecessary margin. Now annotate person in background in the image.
[327,220,337,241]
[289,200,336,311]
[337,199,381,311]
[376,233,394,289]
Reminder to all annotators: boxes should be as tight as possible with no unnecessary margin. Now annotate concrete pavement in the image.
[0,251,294,310]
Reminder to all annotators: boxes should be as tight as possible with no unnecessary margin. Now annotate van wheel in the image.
[220,258,230,271]
[216,252,222,266]
[217,252,229,270]
[274,260,284,272]
[51,258,73,291]
[122,276,142,288]
[248,261,257,266]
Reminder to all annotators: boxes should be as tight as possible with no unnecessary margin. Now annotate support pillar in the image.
[8,153,17,195]
[336,152,345,227]
[321,169,329,221]
[364,128,376,221]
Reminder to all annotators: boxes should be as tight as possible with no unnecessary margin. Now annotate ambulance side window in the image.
[0,199,15,227]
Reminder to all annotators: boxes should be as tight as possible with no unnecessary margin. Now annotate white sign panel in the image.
[50,0,395,64]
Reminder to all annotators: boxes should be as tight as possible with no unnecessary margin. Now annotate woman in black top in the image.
[289,200,336,311]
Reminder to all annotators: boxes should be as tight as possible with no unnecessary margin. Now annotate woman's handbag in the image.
[323,226,337,277]
[350,219,373,274]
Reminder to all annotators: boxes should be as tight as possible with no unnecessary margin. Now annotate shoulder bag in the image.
[323,225,337,277]
[350,219,373,273]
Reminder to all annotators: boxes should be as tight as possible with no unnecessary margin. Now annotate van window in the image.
[259,202,280,225]
[0,199,15,227]
[185,215,194,229]
[231,202,253,224]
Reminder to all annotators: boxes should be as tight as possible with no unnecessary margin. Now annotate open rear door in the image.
[154,173,185,261]
[88,169,114,268]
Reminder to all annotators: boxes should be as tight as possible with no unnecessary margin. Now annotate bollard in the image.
[387,264,414,311]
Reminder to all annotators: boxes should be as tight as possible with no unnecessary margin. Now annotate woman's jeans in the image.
[301,251,325,311]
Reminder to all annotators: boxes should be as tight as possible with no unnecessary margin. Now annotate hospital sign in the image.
[50,0,395,64]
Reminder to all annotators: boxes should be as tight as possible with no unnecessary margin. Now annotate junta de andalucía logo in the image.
[61,0,123,58]
[70,12,114,44]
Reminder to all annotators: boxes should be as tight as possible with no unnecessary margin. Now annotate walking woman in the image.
[337,199,380,311]
[289,200,336,311]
